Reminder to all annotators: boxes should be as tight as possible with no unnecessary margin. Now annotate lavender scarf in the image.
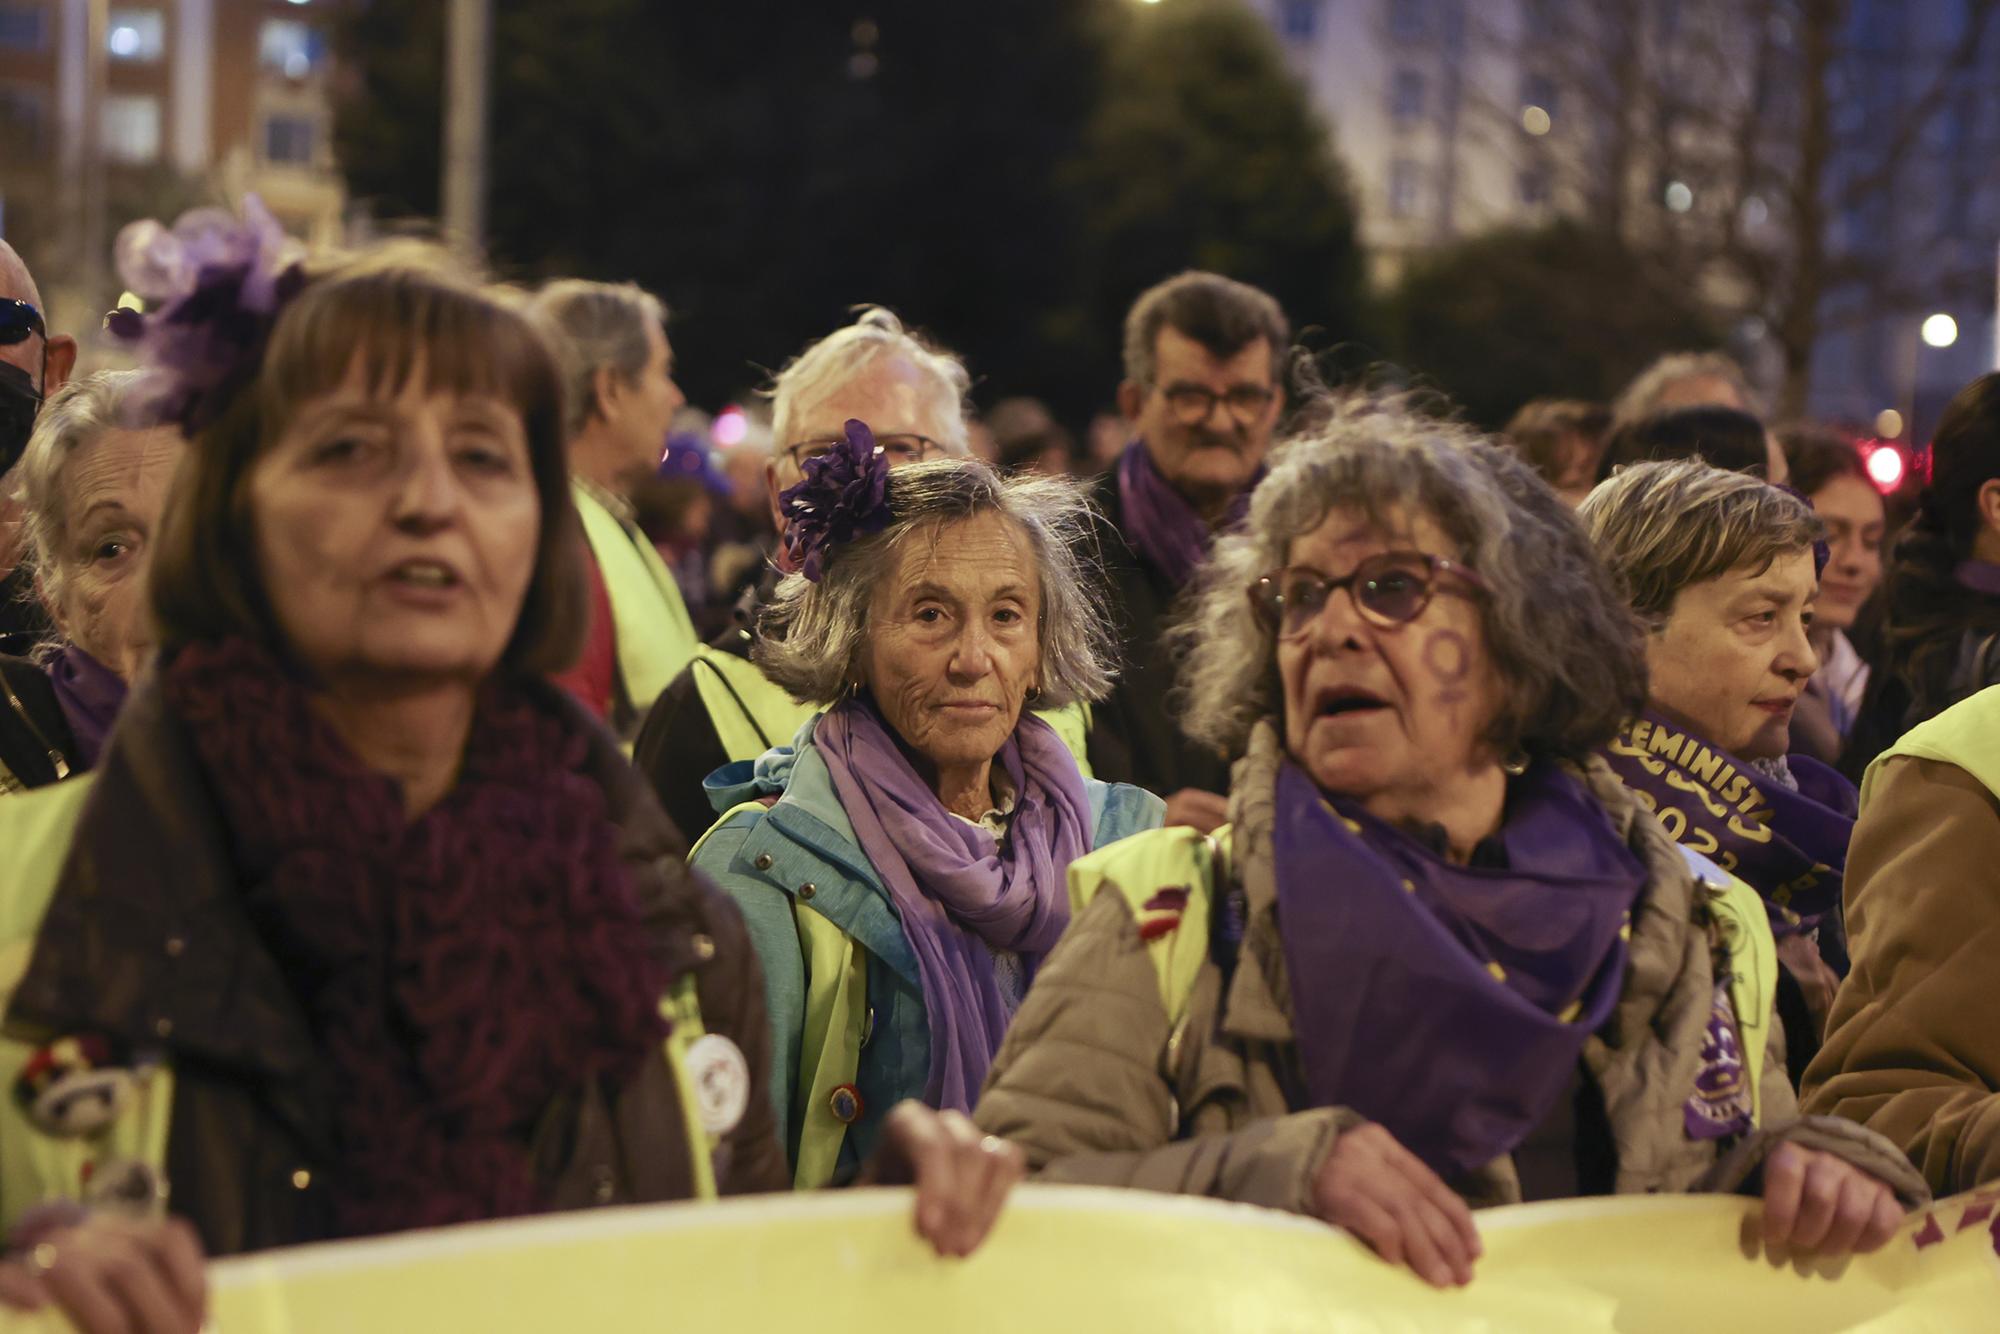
[45,645,127,768]
[1114,440,1257,589]
[814,697,1092,1112]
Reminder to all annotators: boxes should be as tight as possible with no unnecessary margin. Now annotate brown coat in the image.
[1802,752,2000,1194]
[4,679,790,1256]
[976,724,1926,1215]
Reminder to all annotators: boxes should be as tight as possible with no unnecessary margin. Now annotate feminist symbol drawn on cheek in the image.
[1422,628,1473,724]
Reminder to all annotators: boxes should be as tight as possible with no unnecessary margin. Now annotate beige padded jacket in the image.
[975,724,1928,1216]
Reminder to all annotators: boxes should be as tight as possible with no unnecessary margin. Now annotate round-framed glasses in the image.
[1249,552,1486,639]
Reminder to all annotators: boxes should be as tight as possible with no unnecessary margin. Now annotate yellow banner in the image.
[8,1184,1998,1332]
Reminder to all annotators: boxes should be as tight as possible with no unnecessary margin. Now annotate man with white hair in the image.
[1,238,80,655]
[1610,351,1756,430]
[634,307,1011,840]
[530,279,695,739]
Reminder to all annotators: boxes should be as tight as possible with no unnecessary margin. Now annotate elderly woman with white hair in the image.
[1,371,181,791]
[637,307,1096,840]
[974,401,1925,1290]
[636,308,972,837]
[690,432,1163,1189]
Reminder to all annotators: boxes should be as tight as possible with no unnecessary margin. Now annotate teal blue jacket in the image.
[688,723,1163,1188]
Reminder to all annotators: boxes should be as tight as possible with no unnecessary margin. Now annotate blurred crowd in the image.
[1,201,1998,1331]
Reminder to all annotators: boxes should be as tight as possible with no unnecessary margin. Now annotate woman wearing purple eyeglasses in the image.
[975,398,1926,1290]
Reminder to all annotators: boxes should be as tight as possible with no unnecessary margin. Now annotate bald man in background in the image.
[1,239,80,653]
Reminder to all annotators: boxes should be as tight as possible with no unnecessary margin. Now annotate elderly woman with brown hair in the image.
[974,400,1924,1291]
[0,204,1017,1334]
[0,371,182,791]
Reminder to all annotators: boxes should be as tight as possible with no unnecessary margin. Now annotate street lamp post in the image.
[1897,311,1959,449]
[441,0,491,258]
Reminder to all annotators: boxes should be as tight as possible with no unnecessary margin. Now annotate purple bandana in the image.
[1600,710,1855,935]
[1271,760,1643,1179]
[1955,560,2000,598]
[44,645,128,769]
[814,697,1092,1113]
[1114,440,1257,589]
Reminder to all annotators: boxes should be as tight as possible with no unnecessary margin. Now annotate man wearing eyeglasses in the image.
[1089,271,1288,831]
[1,239,80,656]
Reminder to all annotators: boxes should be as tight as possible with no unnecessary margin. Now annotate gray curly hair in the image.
[755,457,1114,708]
[1176,398,1648,762]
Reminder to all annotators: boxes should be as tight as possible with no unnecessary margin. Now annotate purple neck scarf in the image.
[1599,710,1854,935]
[1272,760,1642,1179]
[814,697,1092,1112]
[1114,440,1257,589]
[1955,560,2000,598]
[45,645,127,768]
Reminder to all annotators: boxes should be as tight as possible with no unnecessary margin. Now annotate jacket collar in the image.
[1218,724,1298,1045]
[8,677,332,1151]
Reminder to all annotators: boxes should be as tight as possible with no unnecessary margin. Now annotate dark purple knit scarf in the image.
[162,638,670,1237]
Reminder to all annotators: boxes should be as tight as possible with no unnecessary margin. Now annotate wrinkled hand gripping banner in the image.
[11,1185,1999,1332]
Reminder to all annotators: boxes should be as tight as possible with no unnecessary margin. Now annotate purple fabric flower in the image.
[779,419,895,581]
[107,195,306,437]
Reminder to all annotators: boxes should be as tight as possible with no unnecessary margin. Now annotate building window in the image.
[259,18,326,79]
[1518,165,1552,206]
[1277,0,1322,41]
[0,83,48,153]
[106,8,165,63]
[1389,158,1424,218]
[1521,72,1558,116]
[263,113,317,165]
[1388,0,1427,40]
[101,94,161,163]
[1390,68,1425,123]
[0,3,45,52]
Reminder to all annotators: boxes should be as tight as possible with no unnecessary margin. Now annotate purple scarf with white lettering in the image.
[1114,440,1257,589]
[1599,710,1854,935]
[814,697,1091,1113]
[1272,759,1643,1179]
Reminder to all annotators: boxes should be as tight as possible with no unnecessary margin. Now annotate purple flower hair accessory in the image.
[106,194,307,436]
[779,419,894,581]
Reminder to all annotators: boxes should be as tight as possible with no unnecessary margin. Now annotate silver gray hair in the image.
[754,458,1114,708]
[1611,351,1757,429]
[8,369,145,614]
[528,279,667,439]
[767,307,971,455]
[1176,396,1648,762]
